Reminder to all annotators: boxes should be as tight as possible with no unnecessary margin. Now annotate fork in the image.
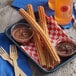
[0,47,13,65]
[10,45,19,76]
[0,47,27,76]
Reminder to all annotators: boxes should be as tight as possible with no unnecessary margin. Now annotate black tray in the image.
[5,19,76,73]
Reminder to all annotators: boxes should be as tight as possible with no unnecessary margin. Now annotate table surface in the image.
[0,0,76,76]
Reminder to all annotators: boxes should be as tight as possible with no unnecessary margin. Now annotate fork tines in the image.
[10,45,17,53]
[10,44,18,59]
[0,47,5,55]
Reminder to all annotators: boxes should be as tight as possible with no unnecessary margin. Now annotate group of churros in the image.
[19,4,60,70]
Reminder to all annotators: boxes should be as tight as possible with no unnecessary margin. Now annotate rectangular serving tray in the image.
[4,19,76,73]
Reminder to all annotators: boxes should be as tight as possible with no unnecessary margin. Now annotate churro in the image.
[26,4,46,67]
[38,6,54,69]
[19,8,60,64]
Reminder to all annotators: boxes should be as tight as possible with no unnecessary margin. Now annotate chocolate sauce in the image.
[55,41,76,57]
[12,25,33,44]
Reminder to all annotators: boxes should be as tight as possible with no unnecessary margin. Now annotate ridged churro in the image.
[26,4,46,67]
[38,6,54,69]
[19,8,60,64]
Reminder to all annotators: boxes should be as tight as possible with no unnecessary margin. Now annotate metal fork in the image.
[0,47,26,76]
[10,45,19,76]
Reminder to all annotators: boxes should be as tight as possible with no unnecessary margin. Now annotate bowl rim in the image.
[11,23,34,43]
[55,41,76,57]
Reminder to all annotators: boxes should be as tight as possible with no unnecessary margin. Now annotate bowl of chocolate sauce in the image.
[55,41,76,57]
[11,23,34,45]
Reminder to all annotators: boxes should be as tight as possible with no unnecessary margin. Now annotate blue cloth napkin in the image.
[0,33,32,76]
[12,0,76,29]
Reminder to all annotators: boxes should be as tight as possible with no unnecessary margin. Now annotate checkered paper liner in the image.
[20,16,73,64]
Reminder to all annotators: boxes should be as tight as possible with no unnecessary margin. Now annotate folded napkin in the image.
[12,0,76,29]
[12,0,54,16]
[0,33,32,76]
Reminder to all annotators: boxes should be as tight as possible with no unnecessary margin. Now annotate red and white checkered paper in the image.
[21,16,72,64]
